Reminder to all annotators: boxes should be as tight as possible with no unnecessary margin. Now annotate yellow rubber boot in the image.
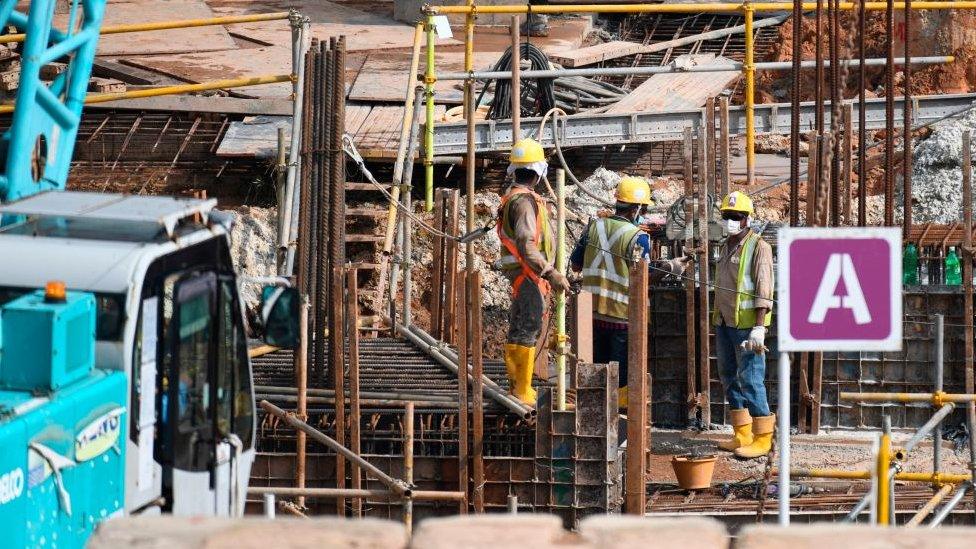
[718,408,753,451]
[618,386,629,409]
[508,343,538,406]
[504,343,519,396]
[734,414,775,459]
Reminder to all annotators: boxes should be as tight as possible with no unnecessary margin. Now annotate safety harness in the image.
[497,186,554,297]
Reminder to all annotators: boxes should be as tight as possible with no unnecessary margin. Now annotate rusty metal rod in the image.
[258,393,459,408]
[404,402,415,534]
[347,269,363,517]
[470,271,486,513]
[295,295,309,509]
[259,400,411,497]
[255,385,457,402]
[248,486,465,501]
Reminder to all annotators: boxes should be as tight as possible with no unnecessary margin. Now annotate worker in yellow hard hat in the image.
[712,191,775,459]
[569,175,692,408]
[497,138,570,407]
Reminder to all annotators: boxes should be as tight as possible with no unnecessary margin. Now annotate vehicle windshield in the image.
[0,286,126,341]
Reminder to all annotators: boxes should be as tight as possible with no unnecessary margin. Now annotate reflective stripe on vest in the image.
[581,217,641,320]
[497,187,555,296]
[712,232,772,329]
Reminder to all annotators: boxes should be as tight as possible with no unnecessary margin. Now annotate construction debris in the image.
[904,109,976,223]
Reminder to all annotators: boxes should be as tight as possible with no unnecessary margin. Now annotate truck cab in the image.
[0,191,255,524]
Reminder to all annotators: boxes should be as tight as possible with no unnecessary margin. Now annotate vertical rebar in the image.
[815,0,824,137]
[829,0,841,227]
[404,401,414,534]
[313,40,329,384]
[719,96,731,197]
[843,103,854,224]
[884,0,895,227]
[455,270,469,514]
[790,0,802,227]
[903,0,913,235]
[935,314,944,476]
[347,270,362,517]
[469,270,485,513]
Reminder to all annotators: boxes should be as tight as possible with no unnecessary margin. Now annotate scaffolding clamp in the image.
[932,390,949,408]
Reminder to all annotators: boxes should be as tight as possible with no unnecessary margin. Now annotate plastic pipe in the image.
[424,16,436,212]
[555,168,567,411]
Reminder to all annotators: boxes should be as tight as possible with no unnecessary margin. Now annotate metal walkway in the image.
[429,92,976,154]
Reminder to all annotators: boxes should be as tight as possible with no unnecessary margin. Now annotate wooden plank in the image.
[606,55,739,114]
[548,40,652,68]
[216,115,290,158]
[625,259,649,515]
[207,0,459,53]
[348,51,497,104]
[57,0,236,56]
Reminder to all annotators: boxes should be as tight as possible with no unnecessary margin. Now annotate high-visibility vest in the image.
[581,217,642,320]
[497,186,555,296]
[712,231,772,328]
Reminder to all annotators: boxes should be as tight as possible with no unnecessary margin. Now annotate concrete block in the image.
[736,524,976,549]
[580,516,729,549]
[410,514,571,549]
[89,516,408,549]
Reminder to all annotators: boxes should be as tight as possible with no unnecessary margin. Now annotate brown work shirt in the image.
[501,186,556,283]
[714,229,774,327]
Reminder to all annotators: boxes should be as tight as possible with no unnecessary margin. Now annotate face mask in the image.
[726,218,744,235]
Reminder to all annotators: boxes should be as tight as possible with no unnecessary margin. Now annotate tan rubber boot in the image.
[734,414,775,459]
[718,408,753,451]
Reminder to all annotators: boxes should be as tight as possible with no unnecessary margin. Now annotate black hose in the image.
[483,42,556,120]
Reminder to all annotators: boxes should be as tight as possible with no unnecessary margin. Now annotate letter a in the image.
[807,253,872,325]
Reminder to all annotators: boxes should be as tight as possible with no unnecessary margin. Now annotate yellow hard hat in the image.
[720,191,754,215]
[616,176,654,205]
[510,138,546,165]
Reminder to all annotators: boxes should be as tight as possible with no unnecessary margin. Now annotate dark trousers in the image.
[593,322,629,386]
[507,278,544,347]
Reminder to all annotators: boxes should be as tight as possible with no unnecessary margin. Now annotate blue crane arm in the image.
[0,0,106,203]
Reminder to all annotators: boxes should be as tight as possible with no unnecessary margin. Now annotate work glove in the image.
[546,270,571,294]
[669,255,694,274]
[741,326,768,354]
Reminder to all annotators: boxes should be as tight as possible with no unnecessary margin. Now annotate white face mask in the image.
[726,218,744,235]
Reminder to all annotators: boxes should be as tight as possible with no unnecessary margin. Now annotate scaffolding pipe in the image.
[0,74,294,114]
[841,392,976,404]
[935,314,945,476]
[897,403,956,459]
[384,22,425,255]
[877,417,892,525]
[0,11,291,44]
[555,169,567,411]
[843,490,872,523]
[428,2,976,14]
[425,16,437,212]
[743,0,756,183]
[282,13,309,276]
[789,468,972,483]
[906,483,955,527]
[402,87,426,327]
[248,486,466,501]
[778,351,791,525]
[259,400,412,497]
[436,56,952,81]
[929,481,973,527]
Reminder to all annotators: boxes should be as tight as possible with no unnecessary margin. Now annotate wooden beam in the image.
[625,259,650,515]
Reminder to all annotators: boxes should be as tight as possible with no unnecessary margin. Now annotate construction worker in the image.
[713,191,775,459]
[497,138,570,406]
[569,176,691,407]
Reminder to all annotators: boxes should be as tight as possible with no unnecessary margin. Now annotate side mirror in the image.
[260,285,299,348]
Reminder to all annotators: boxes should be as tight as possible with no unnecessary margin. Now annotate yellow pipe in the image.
[429,2,976,14]
[424,16,436,212]
[789,468,972,483]
[743,0,755,184]
[0,11,291,44]
[383,22,426,254]
[0,74,294,114]
[877,431,891,525]
[555,169,567,411]
[905,483,954,527]
[841,391,976,404]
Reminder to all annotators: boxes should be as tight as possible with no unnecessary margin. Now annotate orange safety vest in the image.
[497,186,555,297]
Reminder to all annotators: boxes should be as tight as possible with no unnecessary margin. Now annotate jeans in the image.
[507,278,545,346]
[593,323,629,386]
[716,324,771,417]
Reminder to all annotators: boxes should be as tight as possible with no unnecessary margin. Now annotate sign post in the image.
[776,227,903,525]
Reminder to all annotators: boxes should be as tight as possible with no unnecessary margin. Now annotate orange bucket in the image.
[671,454,717,490]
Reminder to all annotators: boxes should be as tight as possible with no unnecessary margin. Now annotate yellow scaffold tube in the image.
[789,468,973,484]
[877,431,892,525]
[0,12,291,44]
[841,391,976,405]
[555,169,567,411]
[0,74,294,114]
[743,0,755,184]
[424,16,437,212]
[429,2,976,14]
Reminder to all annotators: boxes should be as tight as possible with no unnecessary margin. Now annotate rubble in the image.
[901,108,976,223]
[226,206,278,312]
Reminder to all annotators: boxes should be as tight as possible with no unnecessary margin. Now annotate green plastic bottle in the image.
[903,243,919,285]
[946,247,962,285]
